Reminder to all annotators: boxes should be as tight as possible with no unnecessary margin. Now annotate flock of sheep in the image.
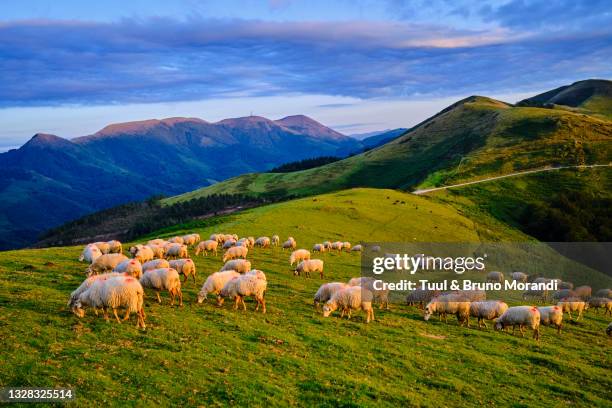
[70,235,612,339]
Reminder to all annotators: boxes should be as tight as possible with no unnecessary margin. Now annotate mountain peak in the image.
[23,133,71,149]
[517,79,612,110]
[88,117,208,138]
[275,114,346,139]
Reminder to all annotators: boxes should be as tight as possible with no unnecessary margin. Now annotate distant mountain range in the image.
[0,114,363,249]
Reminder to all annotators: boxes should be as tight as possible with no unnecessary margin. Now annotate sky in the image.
[0,0,611,150]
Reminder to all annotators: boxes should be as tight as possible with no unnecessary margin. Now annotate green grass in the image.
[1,188,611,406]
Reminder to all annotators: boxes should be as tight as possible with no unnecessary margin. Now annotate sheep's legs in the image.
[123,309,131,321]
[113,308,122,323]
[156,291,162,304]
[234,296,241,310]
[192,273,196,284]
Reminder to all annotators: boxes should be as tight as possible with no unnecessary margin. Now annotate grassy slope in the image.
[165,97,612,204]
[1,188,611,406]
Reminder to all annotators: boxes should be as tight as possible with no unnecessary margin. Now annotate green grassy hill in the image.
[1,189,611,406]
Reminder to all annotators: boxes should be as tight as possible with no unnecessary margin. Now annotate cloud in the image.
[0,16,610,107]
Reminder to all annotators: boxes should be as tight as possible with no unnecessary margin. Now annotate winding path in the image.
[412,164,612,195]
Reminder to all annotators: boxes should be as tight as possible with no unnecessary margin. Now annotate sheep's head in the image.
[322,301,337,317]
[423,306,433,321]
[196,293,206,304]
[494,320,503,331]
[72,301,85,318]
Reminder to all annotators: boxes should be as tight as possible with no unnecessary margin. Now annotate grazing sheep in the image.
[210,233,223,243]
[72,275,145,329]
[220,259,252,274]
[255,237,271,248]
[350,245,363,253]
[147,239,167,246]
[559,281,574,290]
[236,238,248,247]
[140,268,183,306]
[322,241,332,250]
[588,297,612,315]
[87,253,129,276]
[223,239,237,249]
[195,240,218,256]
[314,282,348,309]
[406,289,440,309]
[282,239,297,250]
[595,289,611,298]
[494,306,541,340]
[348,276,390,310]
[290,249,311,266]
[93,241,111,254]
[168,236,184,244]
[538,305,564,333]
[223,246,248,263]
[134,246,155,264]
[113,259,143,278]
[182,233,201,246]
[165,243,188,259]
[271,235,280,246]
[331,241,343,251]
[196,270,240,303]
[486,271,504,283]
[323,286,374,323]
[312,243,325,253]
[169,259,197,284]
[146,244,166,259]
[511,272,528,283]
[574,285,592,300]
[217,273,267,313]
[106,240,123,254]
[370,245,381,252]
[129,244,145,257]
[247,237,255,247]
[68,272,125,308]
[522,289,548,303]
[469,301,508,328]
[79,244,102,263]
[142,259,170,272]
[423,295,471,326]
[552,289,576,301]
[294,259,324,278]
[557,298,588,321]
[342,241,351,251]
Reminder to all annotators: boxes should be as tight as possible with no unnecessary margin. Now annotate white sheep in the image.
[223,246,248,263]
[342,241,351,251]
[247,237,255,247]
[210,233,223,243]
[129,244,145,257]
[182,233,201,246]
[169,259,197,284]
[113,259,143,278]
[322,286,374,323]
[282,238,297,250]
[289,249,311,266]
[146,244,166,259]
[87,253,129,276]
[255,237,271,248]
[140,268,183,306]
[511,272,528,283]
[220,259,252,274]
[331,241,343,251]
[106,240,123,254]
[93,241,111,254]
[68,272,126,308]
[217,273,267,313]
[322,241,332,250]
[370,245,381,252]
[72,275,146,329]
[142,259,170,272]
[588,297,611,315]
[573,285,592,300]
[406,289,440,309]
[314,282,348,309]
[79,244,102,263]
[557,298,588,321]
[595,288,611,298]
[424,295,470,326]
[271,235,280,246]
[196,270,240,303]
[195,239,218,256]
[147,239,167,246]
[348,277,390,310]
[245,269,267,281]
[537,305,563,333]
[223,239,237,249]
[165,243,188,259]
[486,271,504,283]
[350,245,363,253]
[294,259,324,278]
[168,236,184,244]
[134,246,155,264]
[312,243,325,253]
[494,306,541,340]
[469,300,508,328]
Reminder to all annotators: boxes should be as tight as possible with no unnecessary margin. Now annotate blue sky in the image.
[0,0,611,150]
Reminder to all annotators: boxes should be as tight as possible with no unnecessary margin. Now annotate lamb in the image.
[165,243,188,259]
[223,239,237,249]
[217,273,267,313]
[93,241,111,254]
[557,298,588,321]
[312,243,325,253]
[113,259,143,278]
[290,249,311,266]
[322,286,374,323]
[139,268,183,306]
[423,295,470,326]
[68,272,125,308]
[350,245,363,253]
[342,241,351,251]
[255,237,271,248]
[79,244,102,263]
[282,238,297,250]
[511,272,528,283]
[313,282,348,309]
[87,253,129,276]
[72,275,146,329]
[134,246,155,264]
[406,289,440,309]
[588,297,612,315]
[223,245,248,263]
[196,270,240,303]
[195,239,219,256]
[573,285,592,300]
[294,259,324,278]
[537,305,564,333]
[271,235,280,246]
[348,277,390,310]
[595,288,612,298]
[469,301,508,328]
[486,271,504,283]
[168,236,184,244]
[106,240,123,254]
[142,259,170,272]
[182,233,201,246]
[220,259,252,274]
[494,306,541,340]
[169,259,197,284]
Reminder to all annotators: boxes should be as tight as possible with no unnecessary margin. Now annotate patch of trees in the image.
[269,156,340,173]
